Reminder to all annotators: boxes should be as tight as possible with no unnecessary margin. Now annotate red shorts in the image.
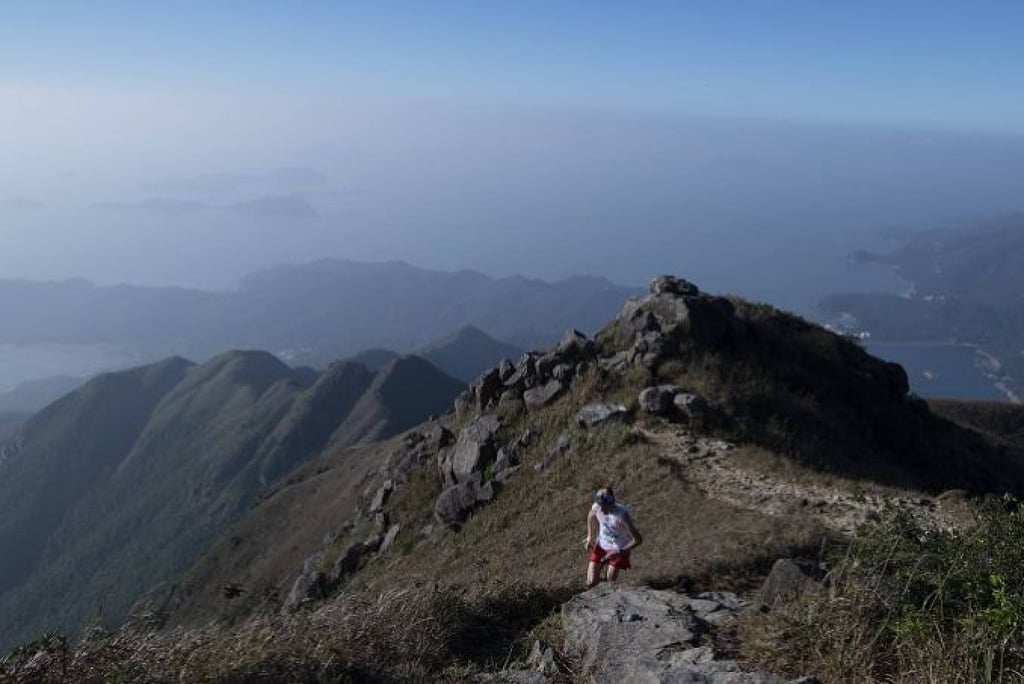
[589,544,631,569]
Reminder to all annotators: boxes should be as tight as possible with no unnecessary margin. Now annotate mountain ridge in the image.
[0,349,464,650]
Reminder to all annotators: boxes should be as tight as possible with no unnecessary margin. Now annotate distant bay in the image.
[866,342,1008,402]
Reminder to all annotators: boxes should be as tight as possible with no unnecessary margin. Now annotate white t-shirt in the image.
[592,502,632,552]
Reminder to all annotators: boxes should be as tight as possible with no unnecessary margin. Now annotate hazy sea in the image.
[866,342,1008,402]
[0,343,137,393]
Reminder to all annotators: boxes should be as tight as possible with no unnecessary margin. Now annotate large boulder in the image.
[434,473,494,527]
[562,585,806,683]
[440,414,501,485]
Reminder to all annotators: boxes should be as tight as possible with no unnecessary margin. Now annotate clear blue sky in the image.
[2,1,1023,130]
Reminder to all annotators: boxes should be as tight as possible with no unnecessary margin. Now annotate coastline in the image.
[843,246,1021,405]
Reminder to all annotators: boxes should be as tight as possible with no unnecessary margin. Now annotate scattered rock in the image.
[527,639,558,676]
[282,552,326,612]
[380,524,401,553]
[370,480,394,512]
[639,386,680,414]
[434,473,494,527]
[523,379,563,409]
[327,542,365,584]
[673,392,709,419]
[759,559,825,608]
[508,428,540,454]
[577,402,629,428]
[556,328,597,362]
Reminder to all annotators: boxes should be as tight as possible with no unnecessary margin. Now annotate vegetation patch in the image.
[741,497,1024,683]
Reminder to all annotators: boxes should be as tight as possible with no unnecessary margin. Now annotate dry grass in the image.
[0,581,575,683]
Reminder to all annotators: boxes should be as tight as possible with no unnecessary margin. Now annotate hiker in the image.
[584,486,643,588]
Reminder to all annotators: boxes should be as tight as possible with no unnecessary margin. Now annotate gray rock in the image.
[509,428,540,454]
[673,392,709,418]
[535,353,558,379]
[445,414,501,484]
[474,367,504,410]
[639,385,680,414]
[577,402,629,428]
[380,523,401,553]
[363,534,383,553]
[328,542,365,583]
[614,278,737,352]
[426,425,455,450]
[370,480,394,512]
[281,552,325,613]
[557,328,597,361]
[552,363,576,382]
[759,559,824,607]
[527,639,558,676]
[495,466,521,483]
[598,351,630,374]
[562,585,801,683]
[562,585,699,680]
[523,379,564,409]
[497,357,515,382]
[435,481,481,527]
[651,275,700,297]
[434,473,494,527]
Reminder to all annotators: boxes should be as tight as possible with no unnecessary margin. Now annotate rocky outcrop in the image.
[457,328,601,417]
[562,585,811,683]
[602,275,742,375]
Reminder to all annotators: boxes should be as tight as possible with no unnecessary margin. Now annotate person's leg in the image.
[586,561,600,588]
[606,564,620,582]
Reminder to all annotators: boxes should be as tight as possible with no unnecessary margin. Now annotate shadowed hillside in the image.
[0,351,464,651]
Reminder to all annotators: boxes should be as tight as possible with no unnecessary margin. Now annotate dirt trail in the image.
[647,428,964,535]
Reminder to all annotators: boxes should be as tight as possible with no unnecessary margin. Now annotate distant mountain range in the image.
[0,350,464,650]
[0,260,640,362]
[0,325,521,415]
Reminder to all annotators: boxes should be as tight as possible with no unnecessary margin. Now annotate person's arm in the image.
[622,511,643,552]
[585,508,598,550]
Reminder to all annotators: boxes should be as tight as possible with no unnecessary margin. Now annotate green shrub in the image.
[742,497,1024,683]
